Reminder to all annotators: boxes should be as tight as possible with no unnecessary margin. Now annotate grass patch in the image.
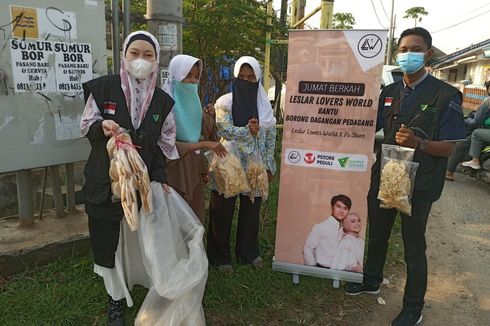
[0,134,405,325]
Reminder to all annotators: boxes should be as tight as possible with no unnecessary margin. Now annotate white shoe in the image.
[461,160,481,170]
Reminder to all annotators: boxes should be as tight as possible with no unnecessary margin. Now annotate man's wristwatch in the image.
[419,139,429,151]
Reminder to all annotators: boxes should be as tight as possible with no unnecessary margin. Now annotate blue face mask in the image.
[173,80,202,143]
[396,52,426,74]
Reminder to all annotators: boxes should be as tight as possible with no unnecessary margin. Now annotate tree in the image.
[129,0,146,31]
[386,37,398,65]
[183,0,279,103]
[105,0,280,102]
[403,7,428,27]
[104,0,146,33]
[332,13,355,29]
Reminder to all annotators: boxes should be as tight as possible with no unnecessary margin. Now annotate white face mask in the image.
[127,58,154,79]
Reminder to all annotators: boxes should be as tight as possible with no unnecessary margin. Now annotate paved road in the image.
[348,173,490,325]
[427,173,490,325]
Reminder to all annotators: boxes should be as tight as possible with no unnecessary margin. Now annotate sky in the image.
[272,0,490,54]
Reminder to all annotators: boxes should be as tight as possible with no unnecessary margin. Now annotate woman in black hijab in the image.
[207,56,277,272]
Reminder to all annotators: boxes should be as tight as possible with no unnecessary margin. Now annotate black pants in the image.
[207,191,262,265]
[363,189,433,313]
[85,200,123,268]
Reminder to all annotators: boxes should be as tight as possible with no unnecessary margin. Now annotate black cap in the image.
[125,34,157,56]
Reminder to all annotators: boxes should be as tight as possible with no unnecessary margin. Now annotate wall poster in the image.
[9,39,92,94]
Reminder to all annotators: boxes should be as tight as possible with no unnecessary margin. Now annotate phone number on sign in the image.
[58,83,81,91]
[16,82,47,91]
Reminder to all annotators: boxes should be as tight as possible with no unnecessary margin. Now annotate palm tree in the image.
[403,7,428,27]
[332,13,356,29]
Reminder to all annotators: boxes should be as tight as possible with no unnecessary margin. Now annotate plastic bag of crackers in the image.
[245,149,268,203]
[205,140,250,198]
[107,128,152,231]
[377,144,419,216]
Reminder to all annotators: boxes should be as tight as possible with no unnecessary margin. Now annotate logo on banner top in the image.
[344,30,387,72]
[358,34,383,58]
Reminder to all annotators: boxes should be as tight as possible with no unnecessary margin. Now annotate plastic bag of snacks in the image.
[205,140,250,198]
[246,149,268,203]
[107,128,152,230]
[377,144,419,216]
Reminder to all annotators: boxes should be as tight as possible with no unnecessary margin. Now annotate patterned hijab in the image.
[120,31,160,129]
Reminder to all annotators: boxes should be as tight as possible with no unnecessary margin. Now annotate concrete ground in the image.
[0,205,89,275]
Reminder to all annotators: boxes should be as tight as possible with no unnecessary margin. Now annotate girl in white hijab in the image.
[79,31,177,324]
[162,54,226,221]
[207,56,277,272]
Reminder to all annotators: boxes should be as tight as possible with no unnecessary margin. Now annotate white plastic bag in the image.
[205,140,250,198]
[246,148,269,203]
[135,182,208,326]
[107,128,152,231]
[378,144,419,216]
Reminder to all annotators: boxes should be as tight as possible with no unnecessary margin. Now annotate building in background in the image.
[431,39,490,110]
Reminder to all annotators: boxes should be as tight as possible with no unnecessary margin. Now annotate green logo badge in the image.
[152,114,160,122]
[420,104,437,113]
[338,157,349,167]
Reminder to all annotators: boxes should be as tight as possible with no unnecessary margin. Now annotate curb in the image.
[0,235,90,276]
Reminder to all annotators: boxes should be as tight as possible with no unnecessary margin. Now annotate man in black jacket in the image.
[344,27,466,326]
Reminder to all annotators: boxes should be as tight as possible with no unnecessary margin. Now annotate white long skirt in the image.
[94,183,208,325]
[94,218,149,307]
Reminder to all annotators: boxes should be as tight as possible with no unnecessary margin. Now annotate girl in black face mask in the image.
[206,56,277,272]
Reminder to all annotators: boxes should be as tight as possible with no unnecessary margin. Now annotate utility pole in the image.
[386,0,395,65]
[320,0,334,29]
[264,0,273,91]
[123,0,130,39]
[290,0,299,27]
[111,0,120,73]
[297,0,306,28]
[273,0,288,123]
[146,0,183,86]
[280,0,288,24]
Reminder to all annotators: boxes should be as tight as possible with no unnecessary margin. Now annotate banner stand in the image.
[273,29,387,287]
[272,260,362,285]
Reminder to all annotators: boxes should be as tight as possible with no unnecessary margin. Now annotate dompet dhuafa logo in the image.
[340,156,367,170]
[338,157,349,167]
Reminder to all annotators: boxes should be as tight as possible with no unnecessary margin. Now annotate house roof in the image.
[431,38,490,68]
[431,46,446,58]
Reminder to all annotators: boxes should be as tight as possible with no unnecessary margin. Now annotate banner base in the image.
[272,260,363,284]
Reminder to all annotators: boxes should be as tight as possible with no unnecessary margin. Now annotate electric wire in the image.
[435,2,490,27]
[432,9,490,34]
[370,0,387,29]
[379,0,390,21]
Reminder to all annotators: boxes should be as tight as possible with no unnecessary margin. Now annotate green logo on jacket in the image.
[420,104,437,113]
[152,114,160,122]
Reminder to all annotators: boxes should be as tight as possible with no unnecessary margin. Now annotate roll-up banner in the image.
[273,30,388,283]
